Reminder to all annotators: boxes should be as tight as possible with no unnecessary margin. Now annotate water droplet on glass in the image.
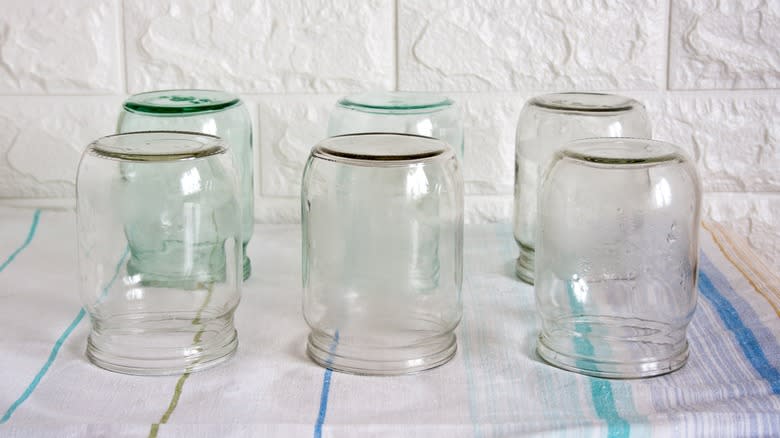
[666,222,678,243]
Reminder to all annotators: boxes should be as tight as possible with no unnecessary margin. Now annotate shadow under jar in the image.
[534,138,702,379]
[118,89,253,280]
[76,132,242,375]
[514,92,651,284]
[328,91,464,158]
[302,133,464,375]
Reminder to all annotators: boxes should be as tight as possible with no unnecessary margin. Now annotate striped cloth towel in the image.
[0,207,778,437]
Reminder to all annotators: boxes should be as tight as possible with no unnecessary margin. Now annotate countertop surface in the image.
[1,207,778,437]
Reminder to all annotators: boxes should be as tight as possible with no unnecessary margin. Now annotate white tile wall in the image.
[124,0,394,92]
[0,0,777,269]
[398,0,667,90]
[669,0,780,89]
[0,0,121,94]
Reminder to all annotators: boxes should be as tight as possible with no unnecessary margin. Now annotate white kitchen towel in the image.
[0,207,778,437]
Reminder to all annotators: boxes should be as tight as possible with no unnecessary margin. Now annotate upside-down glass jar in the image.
[301,133,464,375]
[76,131,242,375]
[534,138,702,378]
[118,89,253,280]
[328,91,464,158]
[514,92,651,284]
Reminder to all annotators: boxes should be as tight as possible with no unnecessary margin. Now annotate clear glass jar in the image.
[534,138,702,378]
[328,91,464,158]
[302,133,464,375]
[514,93,651,284]
[76,132,242,375]
[117,89,253,280]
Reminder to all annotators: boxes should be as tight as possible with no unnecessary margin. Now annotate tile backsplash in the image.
[0,0,777,269]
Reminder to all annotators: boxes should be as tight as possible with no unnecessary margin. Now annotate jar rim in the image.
[338,91,453,113]
[529,92,640,113]
[123,89,241,115]
[560,138,688,166]
[313,133,453,166]
[89,131,227,162]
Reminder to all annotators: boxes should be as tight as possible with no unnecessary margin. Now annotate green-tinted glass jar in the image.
[328,91,464,158]
[117,90,253,280]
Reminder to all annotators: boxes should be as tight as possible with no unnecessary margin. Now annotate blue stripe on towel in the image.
[497,222,634,433]
[566,283,630,437]
[313,330,340,438]
[698,254,780,394]
[1,248,129,424]
[1,309,86,424]
[590,379,630,438]
[0,209,40,273]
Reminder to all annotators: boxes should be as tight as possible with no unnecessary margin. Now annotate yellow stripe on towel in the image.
[702,220,780,319]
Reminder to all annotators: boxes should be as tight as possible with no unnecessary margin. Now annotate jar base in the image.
[86,313,238,376]
[536,330,689,379]
[306,330,457,376]
[515,244,535,285]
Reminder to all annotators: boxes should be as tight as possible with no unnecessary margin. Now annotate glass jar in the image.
[76,132,242,375]
[514,92,651,284]
[534,138,702,378]
[328,91,464,158]
[118,89,253,280]
[301,133,464,375]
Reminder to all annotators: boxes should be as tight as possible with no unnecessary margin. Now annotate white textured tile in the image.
[0,97,122,198]
[648,93,780,192]
[124,0,394,93]
[705,193,780,271]
[458,94,523,195]
[258,93,520,198]
[398,0,666,91]
[670,1,780,89]
[0,0,120,94]
[257,96,337,197]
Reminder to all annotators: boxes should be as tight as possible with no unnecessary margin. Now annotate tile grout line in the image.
[393,0,399,90]
[664,0,673,91]
[117,0,129,95]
